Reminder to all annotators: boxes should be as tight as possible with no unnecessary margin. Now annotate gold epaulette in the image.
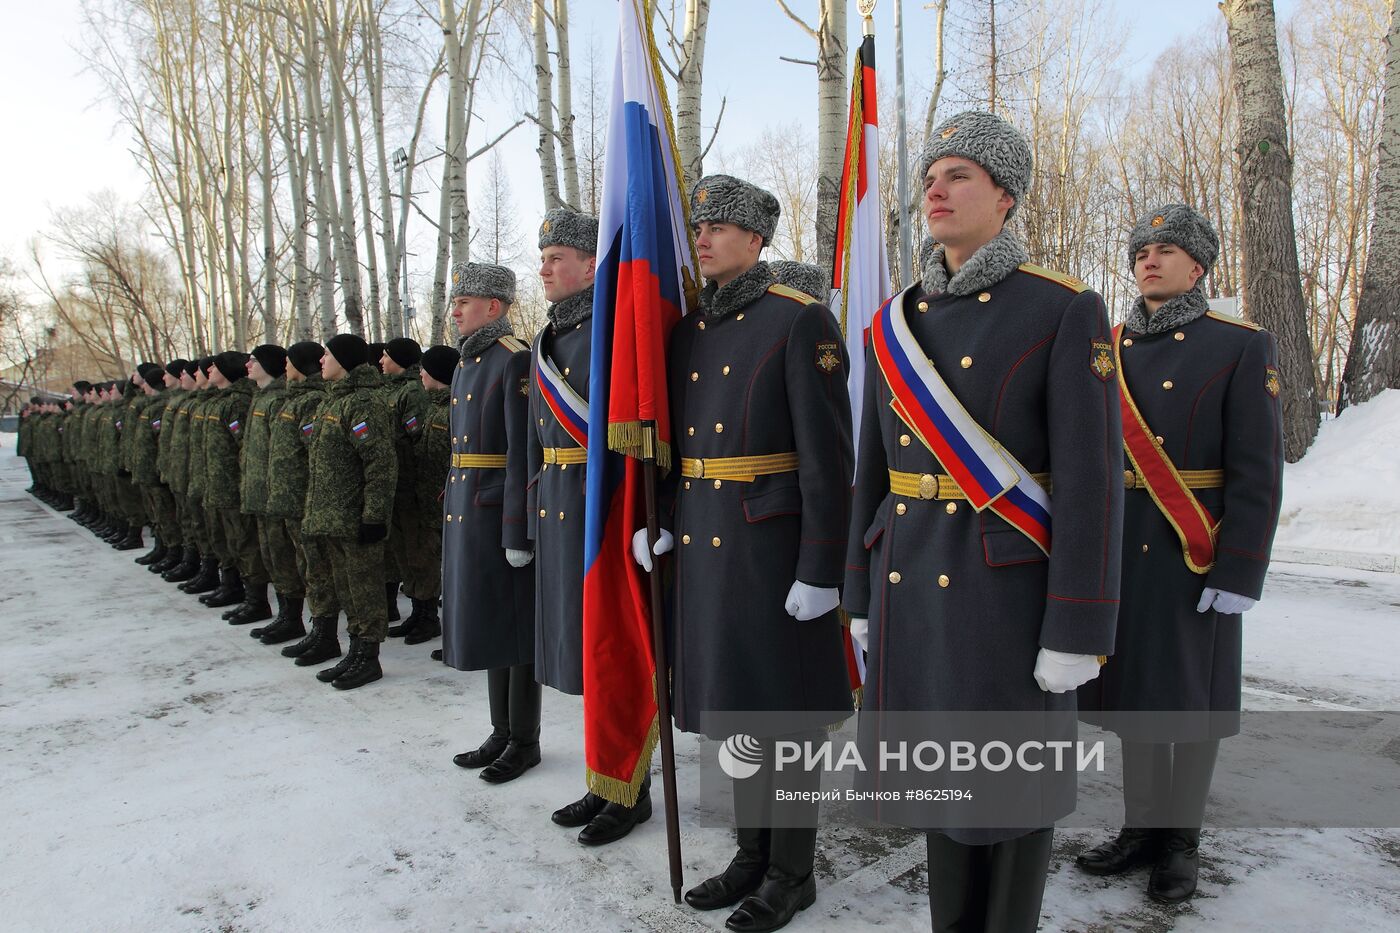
[767,283,818,305]
[497,335,529,353]
[1206,309,1262,331]
[1017,262,1089,294]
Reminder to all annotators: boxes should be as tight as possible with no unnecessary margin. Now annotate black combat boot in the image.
[226,582,273,625]
[479,665,542,784]
[255,596,306,643]
[163,548,201,582]
[135,536,166,565]
[385,581,401,622]
[724,828,818,933]
[332,639,383,690]
[101,520,127,543]
[150,544,181,573]
[318,636,363,682]
[56,494,75,511]
[1148,829,1201,904]
[430,648,443,662]
[386,599,421,638]
[201,568,244,607]
[685,826,770,911]
[577,775,651,846]
[181,557,221,593]
[455,668,511,769]
[293,617,343,666]
[114,525,144,551]
[1076,827,1164,876]
[403,599,441,645]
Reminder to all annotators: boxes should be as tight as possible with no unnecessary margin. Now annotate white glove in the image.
[1196,587,1257,615]
[785,580,840,621]
[630,527,674,572]
[505,548,534,568]
[1033,648,1102,693]
[849,616,869,652]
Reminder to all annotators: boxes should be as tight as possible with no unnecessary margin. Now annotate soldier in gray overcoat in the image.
[843,111,1124,932]
[633,174,855,933]
[1075,205,1284,904]
[440,261,540,785]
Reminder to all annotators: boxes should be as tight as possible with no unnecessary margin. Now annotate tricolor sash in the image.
[535,351,589,449]
[1113,324,1217,573]
[871,287,1053,554]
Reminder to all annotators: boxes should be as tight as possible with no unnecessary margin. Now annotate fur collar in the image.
[1124,287,1210,336]
[918,228,1030,297]
[547,285,596,330]
[458,317,517,359]
[700,261,775,321]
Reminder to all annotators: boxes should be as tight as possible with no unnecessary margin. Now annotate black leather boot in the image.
[256,596,306,643]
[135,536,166,565]
[479,666,543,783]
[102,521,127,543]
[551,792,609,828]
[430,648,443,662]
[150,545,182,574]
[686,827,769,910]
[332,638,383,690]
[578,776,651,845]
[285,616,336,660]
[385,581,401,622]
[226,582,273,625]
[454,668,510,768]
[201,568,244,607]
[181,557,221,593]
[114,526,144,551]
[295,617,343,666]
[318,636,363,682]
[403,599,441,645]
[1148,830,1200,904]
[386,598,421,638]
[724,828,818,933]
[1076,827,1164,876]
[164,548,201,582]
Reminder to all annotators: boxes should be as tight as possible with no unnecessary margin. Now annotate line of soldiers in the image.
[15,107,1284,933]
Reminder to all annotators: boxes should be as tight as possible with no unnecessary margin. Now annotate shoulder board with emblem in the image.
[1017,262,1089,294]
[497,335,529,353]
[767,283,818,305]
[1206,309,1263,331]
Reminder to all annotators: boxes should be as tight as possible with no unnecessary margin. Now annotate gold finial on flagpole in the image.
[859,0,877,35]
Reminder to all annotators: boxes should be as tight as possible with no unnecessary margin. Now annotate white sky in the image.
[0,0,1296,305]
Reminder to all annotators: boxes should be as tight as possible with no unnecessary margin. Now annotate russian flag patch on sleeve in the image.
[352,420,369,439]
[302,422,315,436]
[227,420,241,435]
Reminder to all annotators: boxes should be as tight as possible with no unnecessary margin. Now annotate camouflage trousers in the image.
[256,516,306,598]
[390,497,441,601]
[141,484,182,547]
[220,508,268,584]
[303,534,387,642]
[116,475,145,525]
[300,528,339,619]
[204,502,227,564]
[180,494,208,553]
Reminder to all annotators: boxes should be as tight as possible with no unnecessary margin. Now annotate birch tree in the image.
[531,0,562,209]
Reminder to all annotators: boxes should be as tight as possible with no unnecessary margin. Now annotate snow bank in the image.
[1274,389,1400,556]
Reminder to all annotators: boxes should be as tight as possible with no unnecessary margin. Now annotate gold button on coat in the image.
[938,575,950,588]
[737,313,745,321]
[539,509,546,517]
[945,502,958,514]
[559,511,565,520]
[899,434,911,447]
[1142,544,1150,553]
[1174,332,1185,341]
[960,356,973,369]
[714,422,724,433]
[564,367,571,376]
[713,479,722,489]
[895,502,907,515]
[712,537,721,547]
[1155,435,1164,444]
[682,534,691,544]
[1123,338,1134,347]
[690,372,699,381]
[1162,380,1174,390]
[687,427,695,436]
[698,321,706,330]
[888,571,902,584]
[723,365,731,375]
[917,301,928,312]
[977,292,991,303]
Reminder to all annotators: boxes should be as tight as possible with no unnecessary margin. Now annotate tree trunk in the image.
[324,0,364,337]
[364,0,400,337]
[675,0,711,183]
[1222,0,1319,460]
[301,0,338,338]
[278,52,314,340]
[532,0,562,210]
[554,0,580,209]
[815,0,847,274]
[922,0,948,140]
[1341,0,1400,412]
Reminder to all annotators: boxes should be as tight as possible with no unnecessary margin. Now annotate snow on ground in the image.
[2,443,1399,932]
[1274,389,1400,556]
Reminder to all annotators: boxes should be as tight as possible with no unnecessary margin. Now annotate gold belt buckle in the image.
[694,458,706,479]
[918,473,937,500]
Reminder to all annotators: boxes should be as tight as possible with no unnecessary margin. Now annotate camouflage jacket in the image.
[204,379,255,510]
[265,375,328,520]
[379,367,430,495]
[412,386,452,526]
[184,390,220,500]
[62,404,86,465]
[121,394,152,474]
[156,389,188,487]
[95,404,121,477]
[131,392,169,486]
[239,377,288,515]
[302,363,397,538]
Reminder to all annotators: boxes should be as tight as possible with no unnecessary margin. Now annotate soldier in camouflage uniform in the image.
[112,376,148,550]
[130,362,180,568]
[64,381,95,523]
[149,361,191,575]
[180,360,224,595]
[378,337,433,638]
[257,341,328,648]
[298,335,397,690]
[440,263,539,784]
[162,361,207,583]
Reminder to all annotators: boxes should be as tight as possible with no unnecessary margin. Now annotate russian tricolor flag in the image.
[581,0,695,807]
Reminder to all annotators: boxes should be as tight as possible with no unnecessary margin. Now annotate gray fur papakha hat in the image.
[1127,203,1219,276]
[769,260,828,301]
[691,174,781,246]
[450,261,517,303]
[916,110,1033,219]
[538,208,599,256]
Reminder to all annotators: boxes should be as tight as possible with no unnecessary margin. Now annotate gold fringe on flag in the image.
[607,420,673,473]
[587,716,660,807]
